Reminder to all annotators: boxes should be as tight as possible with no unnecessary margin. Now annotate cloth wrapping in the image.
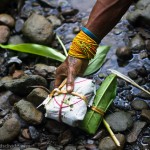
[45,77,96,126]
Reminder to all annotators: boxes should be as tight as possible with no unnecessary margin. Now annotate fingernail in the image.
[67,85,72,92]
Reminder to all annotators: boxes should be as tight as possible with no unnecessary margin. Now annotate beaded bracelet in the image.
[82,27,100,44]
[68,30,98,59]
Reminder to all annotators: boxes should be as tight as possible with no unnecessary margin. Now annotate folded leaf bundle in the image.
[80,74,117,134]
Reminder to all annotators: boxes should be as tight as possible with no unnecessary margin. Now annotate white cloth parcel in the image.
[45,77,96,126]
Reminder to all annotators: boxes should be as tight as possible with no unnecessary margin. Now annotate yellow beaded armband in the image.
[68,31,99,59]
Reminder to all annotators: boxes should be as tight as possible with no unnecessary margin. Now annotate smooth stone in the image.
[131,100,149,110]
[141,109,150,123]
[64,146,76,150]
[22,13,54,45]
[0,118,21,144]
[29,126,39,140]
[24,148,40,150]
[8,35,25,44]
[145,40,150,51]
[140,50,148,59]
[0,25,10,43]
[105,111,133,132]
[99,134,125,150]
[15,99,43,124]
[136,66,148,77]
[0,14,15,27]
[15,18,24,32]
[127,121,147,143]
[47,15,61,28]
[128,69,138,79]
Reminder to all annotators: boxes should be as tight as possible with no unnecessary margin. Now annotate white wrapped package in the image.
[45,77,95,126]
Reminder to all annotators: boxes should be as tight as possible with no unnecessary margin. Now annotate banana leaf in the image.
[80,74,117,134]
[84,46,110,76]
[0,43,66,62]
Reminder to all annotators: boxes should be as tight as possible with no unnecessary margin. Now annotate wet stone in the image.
[105,111,133,132]
[99,133,125,150]
[131,100,149,110]
[4,74,47,96]
[29,126,40,140]
[135,77,146,85]
[137,91,150,100]
[0,118,21,144]
[85,144,97,150]
[116,46,133,61]
[141,109,150,123]
[127,121,147,143]
[128,69,138,79]
[0,25,10,43]
[27,88,49,107]
[136,66,148,77]
[0,13,15,28]
[45,119,67,134]
[15,19,24,33]
[8,35,26,44]
[47,15,62,28]
[22,13,54,45]
[129,34,145,52]
[140,50,149,59]
[58,129,73,145]
[15,99,43,124]
[145,40,150,51]
[33,63,56,77]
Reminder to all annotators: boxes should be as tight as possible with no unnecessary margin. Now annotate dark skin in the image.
[55,0,133,92]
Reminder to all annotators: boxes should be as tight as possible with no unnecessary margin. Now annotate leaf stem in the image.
[56,35,68,57]
[103,119,120,147]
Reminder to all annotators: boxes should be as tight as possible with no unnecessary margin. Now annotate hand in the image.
[54,56,89,93]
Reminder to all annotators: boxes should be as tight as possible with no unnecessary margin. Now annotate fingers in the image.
[54,64,67,88]
[66,68,76,93]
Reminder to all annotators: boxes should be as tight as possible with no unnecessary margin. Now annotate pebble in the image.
[64,145,76,150]
[0,13,15,27]
[47,145,57,150]
[128,69,138,79]
[29,126,40,140]
[131,100,149,110]
[127,121,147,143]
[105,111,133,132]
[0,25,10,43]
[141,109,150,123]
[0,118,21,144]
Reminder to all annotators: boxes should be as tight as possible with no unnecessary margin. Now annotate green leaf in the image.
[0,43,66,62]
[84,46,110,76]
[80,74,117,134]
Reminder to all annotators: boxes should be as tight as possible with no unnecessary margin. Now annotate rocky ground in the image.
[0,0,150,150]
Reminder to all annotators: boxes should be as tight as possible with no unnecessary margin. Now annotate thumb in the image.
[66,68,76,93]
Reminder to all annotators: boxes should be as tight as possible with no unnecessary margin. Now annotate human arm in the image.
[55,0,133,92]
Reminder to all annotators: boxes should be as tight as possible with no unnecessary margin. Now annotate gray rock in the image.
[105,111,133,132]
[22,13,54,45]
[131,100,149,110]
[140,50,148,59]
[4,74,47,96]
[8,35,25,44]
[15,18,24,32]
[99,133,125,150]
[33,63,56,77]
[141,109,150,123]
[127,0,150,26]
[0,76,13,90]
[29,126,39,140]
[129,34,145,52]
[136,0,150,9]
[128,69,138,79]
[47,15,61,28]
[0,91,13,109]
[116,46,133,61]
[0,25,10,43]
[127,121,147,143]
[0,14,15,28]
[47,145,57,150]
[0,118,21,144]
[27,88,49,107]
[137,91,150,100]
[15,99,43,124]
[58,129,73,145]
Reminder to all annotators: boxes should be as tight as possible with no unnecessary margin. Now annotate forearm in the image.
[85,0,133,41]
